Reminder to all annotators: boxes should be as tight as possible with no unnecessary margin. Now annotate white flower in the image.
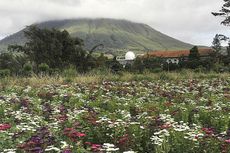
[3,149,17,153]
[101,143,119,152]
[45,145,60,151]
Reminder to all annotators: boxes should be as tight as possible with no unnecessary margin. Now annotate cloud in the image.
[0,0,229,46]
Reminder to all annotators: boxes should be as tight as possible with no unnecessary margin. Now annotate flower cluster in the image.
[0,77,230,152]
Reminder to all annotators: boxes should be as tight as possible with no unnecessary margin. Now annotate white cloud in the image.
[0,0,229,46]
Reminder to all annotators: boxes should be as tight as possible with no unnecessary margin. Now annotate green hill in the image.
[0,18,193,54]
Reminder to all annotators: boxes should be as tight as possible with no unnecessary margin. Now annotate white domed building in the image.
[116,51,136,67]
[125,51,136,61]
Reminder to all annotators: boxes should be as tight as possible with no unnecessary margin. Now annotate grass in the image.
[1,71,229,89]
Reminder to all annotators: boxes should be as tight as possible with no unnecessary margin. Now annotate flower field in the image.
[0,77,230,153]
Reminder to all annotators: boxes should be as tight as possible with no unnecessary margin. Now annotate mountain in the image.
[0,18,193,54]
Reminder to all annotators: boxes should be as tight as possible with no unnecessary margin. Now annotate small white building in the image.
[166,58,180,64]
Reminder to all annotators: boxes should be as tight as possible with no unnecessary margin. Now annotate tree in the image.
[212,0,230,26]
[212,34,229,63]
[0,53,26,74]
[133,57,144,73]
[212,35,222,53]
[9,26,87,70]
[188,46,200,60]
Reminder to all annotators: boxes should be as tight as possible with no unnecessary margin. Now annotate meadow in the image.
[0,72,230,153]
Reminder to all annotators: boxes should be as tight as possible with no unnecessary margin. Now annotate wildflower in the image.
[74,132,86,137]
[225,139,230,144]
[45,146,60,151]
[118,134,129,145]
[91,144,101,152]
[61,141,69,149]
[63,128,86,141]
[0,124,11,131]
[160,123,172,129]
[150,136,163,145]
[62,148,72,153]
[202,128,214,135]
[3,149,17,153]
[101,143,119,152]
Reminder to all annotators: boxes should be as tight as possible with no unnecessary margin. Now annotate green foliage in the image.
[38,63,49,73]
[0,69,10,77]
[11,26,87,71]
[0,52,28,75]
[212,35,222,54]
[132,57,144,73]
[142,56,163,71]
[96,53,108,68]
[189,46,200,60]
[23,63,33,76]
[63,65,77,78]
[106,57,123,73]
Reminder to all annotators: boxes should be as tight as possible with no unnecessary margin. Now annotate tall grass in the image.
[0,71,229,89]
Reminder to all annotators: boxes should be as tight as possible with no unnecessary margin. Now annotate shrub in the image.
[23,63,33,76]
[63,65,77,78]
[0,69,10,77]
[38,63,49,73]
[151,67,163,73]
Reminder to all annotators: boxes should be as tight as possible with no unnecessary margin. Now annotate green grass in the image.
[1,71,229,89]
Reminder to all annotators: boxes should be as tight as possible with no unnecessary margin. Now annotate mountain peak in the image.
[0,18,192,54]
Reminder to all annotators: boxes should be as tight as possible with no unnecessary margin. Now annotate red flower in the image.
[62,148,72,153]
[63,128,86,141]
[74,132,86,137]
[202,128,214,135]
[118,134,129,145]
[160,124,172,129]
[91,144,101,152]
[85,142,92,145]
[0,124,11,131]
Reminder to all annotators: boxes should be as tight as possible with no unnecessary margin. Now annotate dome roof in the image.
[125,51,136,60]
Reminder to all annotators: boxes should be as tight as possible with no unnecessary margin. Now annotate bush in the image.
[194,66,206,73]
[63,65,77,78]
[38,63,49,73]
[151,67,163,73]
[23,63,33,76]
[0,69,10,77]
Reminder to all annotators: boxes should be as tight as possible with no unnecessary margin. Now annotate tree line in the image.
[0,25,123,76]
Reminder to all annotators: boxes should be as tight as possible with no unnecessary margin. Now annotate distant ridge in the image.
[0,18,193,54]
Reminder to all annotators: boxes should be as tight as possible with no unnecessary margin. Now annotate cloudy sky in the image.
[0,0,229,46]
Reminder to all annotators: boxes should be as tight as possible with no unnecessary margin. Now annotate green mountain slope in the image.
[0,18,193,54]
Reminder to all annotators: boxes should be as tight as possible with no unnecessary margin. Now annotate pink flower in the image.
[91,144,101,152]
[0,124,11,131]
[225,139,230,144]
[63,128,86,141]
[75,132,86,137]
[62,148,71,153]
[202,128,214,135]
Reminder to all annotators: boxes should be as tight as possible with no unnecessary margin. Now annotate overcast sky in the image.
[0,0,229,46]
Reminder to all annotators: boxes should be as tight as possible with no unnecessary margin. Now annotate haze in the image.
[0,0,229,46]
